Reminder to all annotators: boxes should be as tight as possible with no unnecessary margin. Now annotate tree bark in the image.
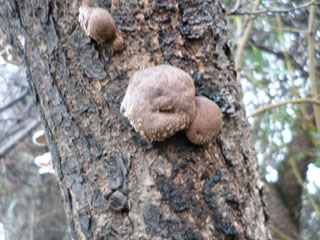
[0,0,272,239]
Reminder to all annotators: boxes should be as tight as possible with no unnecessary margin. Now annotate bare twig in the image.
[289,158,320,218]
[275,12,306,118]
[248,98,320,117]
[0,89,29,113]
[29,201,35,240]
[250,40,308,78]
[308,1,320,137]
[304,151,320,158]
[275,13,294,80]
[235,0,260,73]
[272,226,294,240]
[1,158,10,199]
[0,119,39,157]
[228,1,319,16]
[0,124,25,142]
[0,105,34,123]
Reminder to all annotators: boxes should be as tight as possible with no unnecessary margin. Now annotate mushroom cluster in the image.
[185,96,222,145]
[120,65,222,145]
[78,0,124,51]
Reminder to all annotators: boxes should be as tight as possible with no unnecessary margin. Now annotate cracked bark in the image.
[0,0,271,239]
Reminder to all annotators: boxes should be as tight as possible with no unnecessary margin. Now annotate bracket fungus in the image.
[78,0,124,51]
[32,129,47,146]
[185,96,222,145]
[120,65,196,142]
[32,130,55,174]
[34,152,55,175]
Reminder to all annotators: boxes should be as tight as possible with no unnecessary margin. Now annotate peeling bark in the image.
[0,0,272,239]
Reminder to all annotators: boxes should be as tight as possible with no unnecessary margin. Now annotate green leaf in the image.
[259,0,263,5]
[250,44,264,72]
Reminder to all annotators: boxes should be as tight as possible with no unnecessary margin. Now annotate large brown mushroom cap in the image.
[185,96,222,145]
[79,6,117,43]
[87,8,117,42]
[120,65,196,141]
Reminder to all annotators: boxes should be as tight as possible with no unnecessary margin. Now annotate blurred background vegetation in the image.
[0,28,70,240]
[225,0,320,239]
[0,0,319,239]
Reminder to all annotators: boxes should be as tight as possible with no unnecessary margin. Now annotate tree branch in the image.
[289,158,320,218]
[308,1,320,137]
[272,226,294,240]
[0,119,39,157]
[0,89,29,113]
[250,40,308,78]
[304,151,320,158]
[235,0,260,72]
[248,98,320,117]
[227,1,319,16]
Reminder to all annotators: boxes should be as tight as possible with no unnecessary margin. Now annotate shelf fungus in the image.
[120,65,222,145]
[32,129,47,146]
[78,0,124,51]
[32,130,55,175]
[120,65,196,142]
[185,96,222,145]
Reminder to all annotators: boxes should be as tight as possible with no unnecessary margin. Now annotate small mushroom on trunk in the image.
[34,152,55,175]
[78,0,124,51]
[120,65,196,142]
[185,96,222,145]
[32,130,47,146]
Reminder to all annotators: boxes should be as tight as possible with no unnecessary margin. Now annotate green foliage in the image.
[226,0,320,236]
[250,43,264,72]
[225,0,233,7]
[315,145,320,168]
[0,184,6,194]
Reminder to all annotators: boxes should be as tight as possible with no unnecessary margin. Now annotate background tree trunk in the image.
[0,0,271,239]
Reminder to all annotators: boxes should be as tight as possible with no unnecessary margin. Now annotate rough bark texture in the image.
[0,0,271,239]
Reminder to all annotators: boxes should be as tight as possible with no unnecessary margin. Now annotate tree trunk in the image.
[275,130,314,232]
[0,0,272,239]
